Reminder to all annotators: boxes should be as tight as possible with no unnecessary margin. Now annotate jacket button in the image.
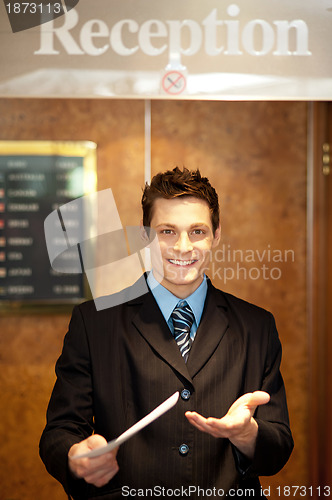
[181,389,191,401]
[179,444,190,456]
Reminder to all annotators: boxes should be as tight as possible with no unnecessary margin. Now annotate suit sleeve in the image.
[39,305,94,497]
[245,312,294,477]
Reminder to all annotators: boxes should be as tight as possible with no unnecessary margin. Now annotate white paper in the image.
[72,391,179,459]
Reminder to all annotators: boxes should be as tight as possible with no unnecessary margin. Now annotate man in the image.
[40,167,293,499]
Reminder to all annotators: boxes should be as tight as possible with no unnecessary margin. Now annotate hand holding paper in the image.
[68,435,120,488]
[68,392,179,487]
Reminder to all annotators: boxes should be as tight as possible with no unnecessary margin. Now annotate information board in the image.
[0,141,97,309]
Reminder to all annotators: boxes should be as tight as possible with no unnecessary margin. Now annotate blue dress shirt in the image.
[147,271,207,343]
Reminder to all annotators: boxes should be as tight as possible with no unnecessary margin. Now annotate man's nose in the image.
[174,232,193,253]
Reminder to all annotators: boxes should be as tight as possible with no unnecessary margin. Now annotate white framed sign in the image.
[0,0,332,99]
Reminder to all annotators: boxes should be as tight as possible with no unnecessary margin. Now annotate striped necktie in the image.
[171,301,195,362]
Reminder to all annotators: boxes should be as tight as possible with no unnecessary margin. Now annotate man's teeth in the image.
[169,259,195,266]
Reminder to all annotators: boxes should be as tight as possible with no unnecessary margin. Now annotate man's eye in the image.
[161,229,173,234]
[192,229,204,235]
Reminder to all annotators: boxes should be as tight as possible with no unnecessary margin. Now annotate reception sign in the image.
[0,0,331,99]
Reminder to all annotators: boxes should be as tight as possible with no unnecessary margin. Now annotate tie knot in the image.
[171,302,194,362]
[171,301,195,332]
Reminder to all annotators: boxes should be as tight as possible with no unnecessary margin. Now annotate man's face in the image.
[148,196,220,298]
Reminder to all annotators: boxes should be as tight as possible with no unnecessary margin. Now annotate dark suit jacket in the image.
[39,276,293,499]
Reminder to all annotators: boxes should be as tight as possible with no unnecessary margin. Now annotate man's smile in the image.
[168,259,198,266]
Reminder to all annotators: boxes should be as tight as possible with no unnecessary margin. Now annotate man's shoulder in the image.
[75,274,150,316]
[208,279,273,320]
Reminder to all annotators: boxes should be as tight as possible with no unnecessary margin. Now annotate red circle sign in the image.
[162,71,187,95]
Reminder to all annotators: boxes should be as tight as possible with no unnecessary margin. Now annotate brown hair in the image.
[141,167,220,234]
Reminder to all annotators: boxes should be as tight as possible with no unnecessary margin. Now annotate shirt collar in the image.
[147,271,207,326]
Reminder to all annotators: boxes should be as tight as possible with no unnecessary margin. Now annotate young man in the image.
[40,167,293,499]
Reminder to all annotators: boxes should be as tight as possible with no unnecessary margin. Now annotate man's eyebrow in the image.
[190,223,209,228]
[154,223,209,228]
[155,223,176,228]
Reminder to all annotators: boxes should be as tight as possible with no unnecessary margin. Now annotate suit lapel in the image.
[130,290,193,384]
[129,277,229,385]
[187,282,229,378]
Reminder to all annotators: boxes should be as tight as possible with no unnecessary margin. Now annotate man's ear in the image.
[212,224,221,248]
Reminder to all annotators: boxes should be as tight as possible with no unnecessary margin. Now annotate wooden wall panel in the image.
[0,98,145,500]
[151,100,308,491]
[308,102,332,490]
[0,98,309,499]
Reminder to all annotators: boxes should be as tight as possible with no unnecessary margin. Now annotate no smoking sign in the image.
[161,70,187,95]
